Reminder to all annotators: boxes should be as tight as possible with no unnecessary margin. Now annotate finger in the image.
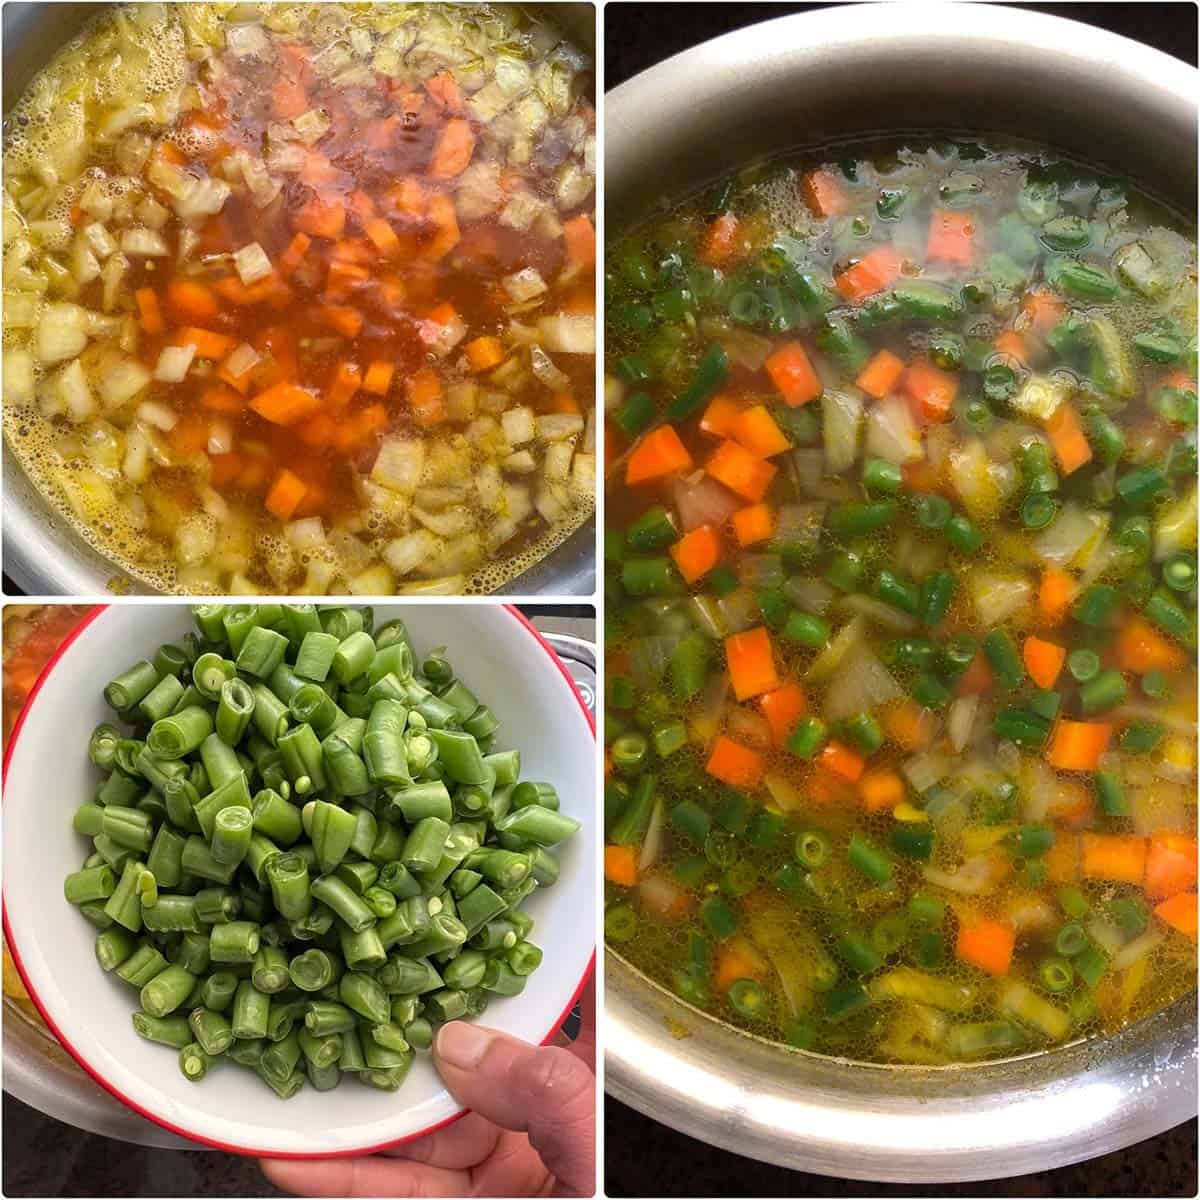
[383,1112,502,1169]
[434,1024,595,1197]
[260,1154,470,1198]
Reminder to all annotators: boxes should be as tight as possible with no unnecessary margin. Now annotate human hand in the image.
[261,971,595,1197]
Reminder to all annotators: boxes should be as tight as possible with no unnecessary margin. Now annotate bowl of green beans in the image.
[2,603,595,1157]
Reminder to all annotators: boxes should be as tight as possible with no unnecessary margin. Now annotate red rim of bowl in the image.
[2,602,596,1159]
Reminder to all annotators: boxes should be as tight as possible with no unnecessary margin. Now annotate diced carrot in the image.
[135,288,165,335]
[464,336,506,372]
[956,919,1016,976]
[858,768,905,813]
[725,626,780,702]
[1081,833,1147,885]
[670,524,722,585]
[299,151,343,189]
[880,699,937,751]
[604,845,638,887]
[1046,720,1112,772]
[902,459,942,494]
[320,305,363,338]
[1144,834,1198,901]
[325,261,371,298]
[165,279,219,321]
[354,402,388,440]
[927,208,975,265]
[152,141,186,168]
[834,245,903,303]
[700,393,743,438]
[361,360,395,397]
[1163,369,1197,391]
[714,937,769,992]
[705,439,777,502]
[758,682,807,747]
[428,117,476,180]
[800,168,847,218]
[955,650,994,696]
[732,502,775,547]
[1022,288,1066,334]
[819,740,866,783]
[626,425,694,487]
[362,216,402,258]
[213,273,280,306]
[1155,892,1198,939]
[548,391,581,415]
[764,341,823,407]
[167,413,209,456]
[855,349,906,400]
[806,768,856,807]
[993,329,1028,366]
[425,71,463,112]
[1115,615,1187,674]
[249,382,320,426]
[1045,400,1092,475]
[347,190,377,223]
[265,468,308,521]
[272,78,309,120]
[297,412,337,447]
[406,365,445,426]
[175,327,237,360]
[237,458,271,492]
[1038,567,1078,627]
[1022,636,1066,689]
[699,212,740,266]
[390,177,428,221]
[295,197,346,240]
[208,452,244,487]
[327,361,361,407]
[563,214,596,268]
[732,405,790,458]
[1043,834,1080,884]
[199,385,244,413]
[904,360,958,424]
[278,232,311,277]
[422,192,460,260]
[705,735,765,790]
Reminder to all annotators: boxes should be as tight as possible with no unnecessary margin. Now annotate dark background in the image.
[603,2,1199,1197]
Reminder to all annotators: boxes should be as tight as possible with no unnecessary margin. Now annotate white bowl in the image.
[2,603,595,1157]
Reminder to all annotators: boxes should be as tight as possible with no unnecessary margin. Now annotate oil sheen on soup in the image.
[3,3,595,595]
[603,141,1197,1064]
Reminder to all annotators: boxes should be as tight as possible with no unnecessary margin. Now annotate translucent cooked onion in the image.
[674,472,741,531]
[153,343,195,383]
[538,313,594,354]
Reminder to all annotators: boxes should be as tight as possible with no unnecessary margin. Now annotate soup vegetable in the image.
[603,142,1197,1064]
[3,3,595,595]
[63,603,579,1096]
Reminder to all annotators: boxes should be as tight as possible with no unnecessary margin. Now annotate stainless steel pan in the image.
[1,1,596,597]
[605,3,1198,1182]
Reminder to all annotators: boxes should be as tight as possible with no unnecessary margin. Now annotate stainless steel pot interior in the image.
[1,2,596,597]
[606,2,1198,1182]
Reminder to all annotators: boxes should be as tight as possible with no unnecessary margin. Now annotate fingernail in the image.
[436,1021,495,1069]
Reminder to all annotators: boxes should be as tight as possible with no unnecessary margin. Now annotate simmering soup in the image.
[604,141,1197,1064]
[3,3,595,594]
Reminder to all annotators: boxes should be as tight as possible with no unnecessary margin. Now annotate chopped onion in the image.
[119,227,169,257]
[233,241,272,285]
[371,438,425,495]
[535,413,584,441]
[824,644,902,721]
[947,694,979,753]
[172,176,231,224]
[638,872,686,921]
[717,587,758,635]
[727,706,772,750]
[903,750,950,794]
[1113,928,1164,970]
[839,593,918,634]
[96,354,152,407]
[865,395,922,464]
[822,388,863,474]
[969,568,1033,627]
[529,345,569,390]
[293,107,332,145]
[153,343,196,383]
[629,634,680,688]
[763,772,805,813]
[383,530,440,576]
[784,576,834,614]
[35,301,88,363]
[923,855,999,895]
[206,416,233,456]
[501,405,535,447]
[223,342,260,379]
[1033,502,1109,567]
[55,359,95,423]
[807,617,865,685]
[135,399,178,431]
[638,798,666,873]
[503,267,549,303]
[537,313,594,354]
[674,472,740,531]
[948,437,1001,521]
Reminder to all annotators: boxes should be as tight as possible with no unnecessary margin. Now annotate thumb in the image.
[434,1023,595,1197]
